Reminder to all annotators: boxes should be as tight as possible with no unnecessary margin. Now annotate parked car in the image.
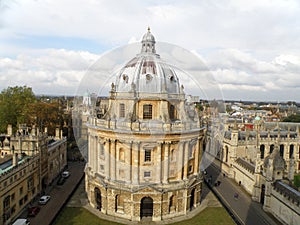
[39,195,50,205]
[62,171,70,178]
[28,206,40,217]
[12,218,30,225]
[57,176,66,185]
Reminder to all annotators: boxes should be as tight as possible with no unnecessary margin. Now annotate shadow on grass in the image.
[53,207,235,225]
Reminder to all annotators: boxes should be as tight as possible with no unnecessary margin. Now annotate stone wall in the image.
[269,188,300,225]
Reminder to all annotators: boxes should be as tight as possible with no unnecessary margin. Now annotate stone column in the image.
[194,138,200,175]
[177,142,184,180]
[104,139,110,179]
[111,139,116,180]
[88,133,92,167]
[95,136,99,173]
[156,142,162,183]
[128,141,132,183]
[132,142,140,184]
[163,142,170,183]
[183,142,189,180]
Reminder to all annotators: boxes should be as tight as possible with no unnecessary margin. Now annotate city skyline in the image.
[1,0,300,101]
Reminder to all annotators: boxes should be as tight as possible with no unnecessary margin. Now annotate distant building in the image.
[0,125,66,225]
[85,28,204,222]
[206,115,300,225]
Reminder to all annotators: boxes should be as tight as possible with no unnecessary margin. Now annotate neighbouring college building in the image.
[0,125,67,225]
[85,28,205,222]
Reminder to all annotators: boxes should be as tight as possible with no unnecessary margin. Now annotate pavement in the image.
[205,163,282,225]
[19,161,86,225]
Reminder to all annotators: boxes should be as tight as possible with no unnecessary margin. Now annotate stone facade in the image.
[85,29,204,222]
[206,115,300,224]
[0,125,67,225]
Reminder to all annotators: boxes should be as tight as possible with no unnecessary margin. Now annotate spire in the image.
[141,27,156,54]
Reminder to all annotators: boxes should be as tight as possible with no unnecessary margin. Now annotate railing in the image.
[89,118,203,133]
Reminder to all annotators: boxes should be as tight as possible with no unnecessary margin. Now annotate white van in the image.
[12,218,30,225]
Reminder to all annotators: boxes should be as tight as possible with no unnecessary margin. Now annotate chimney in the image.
[7,124,12,136]
[31,126,36,136]
[13,153,18,167]
[55,128,60,140]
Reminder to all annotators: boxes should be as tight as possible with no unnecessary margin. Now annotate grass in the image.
[53,207,235,225]
[294,175,300,188]
[171,207,234,225]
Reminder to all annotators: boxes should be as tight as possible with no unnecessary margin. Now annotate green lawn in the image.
[53,207,234,225]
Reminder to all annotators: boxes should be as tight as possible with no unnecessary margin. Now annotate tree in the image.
[0,86,36,133]
[28,101,64,136]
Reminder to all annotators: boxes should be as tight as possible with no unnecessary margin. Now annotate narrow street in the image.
[20,161,85,225]
[206,163,282,225]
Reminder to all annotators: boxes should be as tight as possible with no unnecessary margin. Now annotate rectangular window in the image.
[119,103,125,118]
[11,193,15,202]
[188,165,193,173]
[100,144,105,156]
[144,171,151,177]
[143,104,152,119]
[19,187,23,195]
[119,169,125,179]
[144,150,151,162]
[100,165,104,171]
[189,148,193,158]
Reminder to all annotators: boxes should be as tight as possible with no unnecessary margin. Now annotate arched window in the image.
[115,194,124,212]
[94,187,101,210]
[225,146,229,162]
[169,195,176,212]
[270,144,274,154]
[289,145,294,159]
[170,149,176,161]
[169,104,176,120]
[119,148,125,162]
[260,145,265,159]
[143,104,152,119]
[280,144,284,157]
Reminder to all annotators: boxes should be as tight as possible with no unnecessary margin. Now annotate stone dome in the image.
[114,28,181,94]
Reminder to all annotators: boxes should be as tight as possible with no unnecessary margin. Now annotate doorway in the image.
[140,197,153,219]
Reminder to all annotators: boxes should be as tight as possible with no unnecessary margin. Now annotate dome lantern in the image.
[141,27,156,54]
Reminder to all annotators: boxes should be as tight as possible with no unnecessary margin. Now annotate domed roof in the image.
[114,28,182,95]
[142,27,155,43]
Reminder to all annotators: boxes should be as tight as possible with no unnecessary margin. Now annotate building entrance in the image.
[140,197,153,218]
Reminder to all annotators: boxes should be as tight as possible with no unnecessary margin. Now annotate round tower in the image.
[85,28,204,222]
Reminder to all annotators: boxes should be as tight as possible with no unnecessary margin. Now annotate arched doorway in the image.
[140,197,153,219]
[94,187,101,210]
[190,188,195,210]
[260,184,265,205]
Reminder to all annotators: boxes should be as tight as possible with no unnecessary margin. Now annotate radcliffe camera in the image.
[1,2,300,225]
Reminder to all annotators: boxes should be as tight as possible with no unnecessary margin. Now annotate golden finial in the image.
[147,26,150,32]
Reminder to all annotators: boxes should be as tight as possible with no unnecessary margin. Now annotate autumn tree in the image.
[29,101,64,136]
[0,86,36,133]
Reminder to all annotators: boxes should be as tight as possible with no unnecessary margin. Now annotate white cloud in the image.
[0,49,100,95]
[0,0,300,101]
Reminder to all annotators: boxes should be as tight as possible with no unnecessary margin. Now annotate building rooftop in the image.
[0,154,30,175]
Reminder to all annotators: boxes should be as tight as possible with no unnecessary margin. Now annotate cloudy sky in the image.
[0,0,300,102]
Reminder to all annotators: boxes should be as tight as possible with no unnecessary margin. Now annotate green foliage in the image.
[294,175,300,188]
[282,114,300,122]
[0,86,36,133]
